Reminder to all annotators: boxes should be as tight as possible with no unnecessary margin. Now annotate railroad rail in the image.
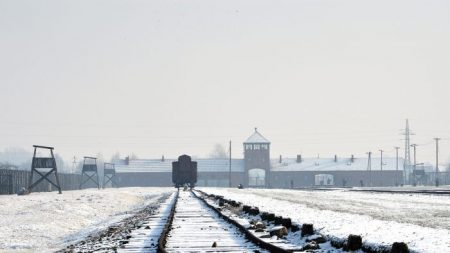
[59,188,414,253]
[158,189,292,253]
[117,192,177,253]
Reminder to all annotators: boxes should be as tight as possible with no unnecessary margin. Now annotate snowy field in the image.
[353,185,450,192]
[200,188,450,253]
[0,187,175,253]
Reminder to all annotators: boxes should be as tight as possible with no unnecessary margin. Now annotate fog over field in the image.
[1,0,450,165]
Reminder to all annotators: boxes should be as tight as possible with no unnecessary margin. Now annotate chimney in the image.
[351,154,354,163]
[125,156,129,165]
[279,155,282,163]
[162,155,165,162]
[297,154,302,163]
[334,155,338,162]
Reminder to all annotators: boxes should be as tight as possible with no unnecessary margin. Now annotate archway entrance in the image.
[248,168,265,187]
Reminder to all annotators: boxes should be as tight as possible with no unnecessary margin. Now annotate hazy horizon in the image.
[1,0,449,165]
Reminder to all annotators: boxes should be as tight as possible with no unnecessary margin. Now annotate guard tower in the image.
[243,128,271,188]
[103,163,117,188]
[28,145,62,194]
[79,157,100,189]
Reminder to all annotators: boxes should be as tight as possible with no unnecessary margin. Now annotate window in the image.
[261,144,268,149]
[254,144,260,150]
[245,144,252,150]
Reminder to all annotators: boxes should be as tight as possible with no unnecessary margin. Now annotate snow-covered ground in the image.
[354,185,450,192]
[0,187,175,253]
[200,188,450,253]
[351,185,450,194]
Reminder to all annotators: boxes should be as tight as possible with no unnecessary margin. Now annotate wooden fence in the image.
[0,169,81,195]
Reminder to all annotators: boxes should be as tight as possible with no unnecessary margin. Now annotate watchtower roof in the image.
[244,128,270,144]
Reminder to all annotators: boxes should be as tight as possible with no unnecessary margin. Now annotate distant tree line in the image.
[0,147,78,174]
[0,147,140,174]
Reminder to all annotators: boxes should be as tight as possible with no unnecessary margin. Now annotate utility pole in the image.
[379,149,384,186]
[72,156,77,174]
[411,144,417,170]
[394,147,400,186]
[367,151,372,187]
[411,144,417,186]
[379,149,384,171]
[434,138,440,187]
[229,140,232,188]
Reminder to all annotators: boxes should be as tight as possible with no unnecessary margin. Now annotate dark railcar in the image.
[172,155,197,188]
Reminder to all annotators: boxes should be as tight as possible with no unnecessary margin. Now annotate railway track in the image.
[63,189,412,253]
[116,189,288,253]
[164,190,262,252]
[117,192,177,253]
[160,190,284,253]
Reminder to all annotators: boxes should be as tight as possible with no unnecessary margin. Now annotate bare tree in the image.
[0,147,32,169]
[0,162,19,170]
[208,143,228,158]
[54,153,70,173]
[110,152,121,162]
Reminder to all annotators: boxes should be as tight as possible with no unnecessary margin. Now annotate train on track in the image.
[172,154,197,188]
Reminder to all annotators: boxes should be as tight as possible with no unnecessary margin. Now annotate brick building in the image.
[115,129,404,188]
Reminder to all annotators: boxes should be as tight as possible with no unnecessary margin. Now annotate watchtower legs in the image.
[28,145,62,194]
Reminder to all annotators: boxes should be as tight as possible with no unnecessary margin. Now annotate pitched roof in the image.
[114,156,418,173]
[244,128,270,144]
[115,158,245,173]
[271,157,407,171]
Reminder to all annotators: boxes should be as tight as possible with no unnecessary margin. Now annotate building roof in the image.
[115,158,245,173]
[271,157,405,172]
[244,128,270,144]
[115,156,408,173]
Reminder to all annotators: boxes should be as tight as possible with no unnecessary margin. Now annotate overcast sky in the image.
[1,0,449,164]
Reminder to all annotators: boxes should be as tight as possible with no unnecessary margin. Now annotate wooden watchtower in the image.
[103,163,117,188]
[28,145,62,194]
[79,157,100,189]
